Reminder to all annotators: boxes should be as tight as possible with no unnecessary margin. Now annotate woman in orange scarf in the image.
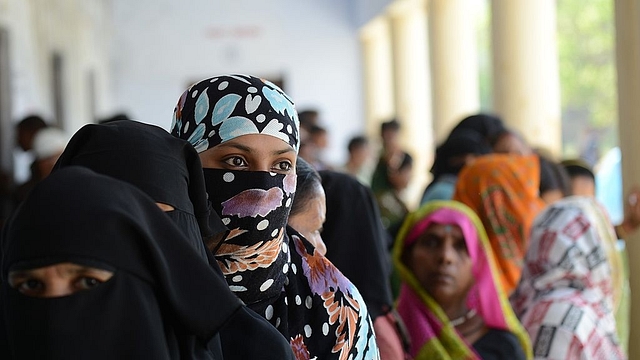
[453,154,546,294]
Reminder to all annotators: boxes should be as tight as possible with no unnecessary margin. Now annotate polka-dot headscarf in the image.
[171,74,300,153]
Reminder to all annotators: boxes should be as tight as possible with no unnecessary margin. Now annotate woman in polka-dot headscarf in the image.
[171,74,379,360]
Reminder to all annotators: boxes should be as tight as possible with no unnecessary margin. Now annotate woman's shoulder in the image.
[285,228,381,359]
[473,329,526,360]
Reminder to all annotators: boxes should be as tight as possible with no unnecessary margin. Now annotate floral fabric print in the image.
[173,74,377,359]
[171,74,299,152]
[203,168,379,359]
[204,168,292,305]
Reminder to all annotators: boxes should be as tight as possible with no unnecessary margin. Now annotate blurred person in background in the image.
[511,197,625,359]
[453,154,546,295]
[339,135,374,186]
[11,127,68,208]
[288,158,328,256]
[562,158,638,353]
[375,152,414,242]
[15,114,47,152]
[306,124,332,170]
[393,200,530,359]
[371,119,410,194]
[536,152,572,204]
[421,128,492,205]
[321,169,410,359]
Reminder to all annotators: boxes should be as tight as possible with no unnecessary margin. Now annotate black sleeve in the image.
[473,329,526,360]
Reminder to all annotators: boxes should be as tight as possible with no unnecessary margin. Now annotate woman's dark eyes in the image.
[456,243,468,251]
[454,239,469,253]
[19,279,44,291]
[276,161,292,171]
[76,277,102,289]
[224,156,247,167]
[418,238,438,248]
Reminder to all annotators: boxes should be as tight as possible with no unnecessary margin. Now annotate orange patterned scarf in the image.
[453,154,545,294]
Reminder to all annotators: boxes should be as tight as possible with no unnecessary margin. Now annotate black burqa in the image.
[319,170,393,319]
[53,120,227,258]
[52,120,295,360]
[0,167,242,359]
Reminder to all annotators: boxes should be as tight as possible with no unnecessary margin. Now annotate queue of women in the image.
[0,74,631,359]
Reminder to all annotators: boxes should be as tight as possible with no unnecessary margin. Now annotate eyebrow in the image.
[65,267,99,275]
[9,266,105,278]
[273,148,295,156]
[8,271,29,279]
[218,142,253,152]
[218,142,295,156]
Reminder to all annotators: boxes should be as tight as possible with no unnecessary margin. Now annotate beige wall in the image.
[0,0,112,180]
[0,0,112,132]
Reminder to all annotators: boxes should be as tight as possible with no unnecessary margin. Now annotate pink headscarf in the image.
[393,200,531,359]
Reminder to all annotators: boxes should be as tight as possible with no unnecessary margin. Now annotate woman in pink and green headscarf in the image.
[393,200,531,359]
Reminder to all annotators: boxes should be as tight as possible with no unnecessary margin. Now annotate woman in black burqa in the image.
[52,120,294,360]
[0,167,242,359]
[54,120,224,256]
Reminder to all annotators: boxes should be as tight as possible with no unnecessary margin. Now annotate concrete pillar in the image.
[389,0,433,209]
[614,0,640,357]
[428,0,480,143]
[491,0,561,155]
[360,17,396,142]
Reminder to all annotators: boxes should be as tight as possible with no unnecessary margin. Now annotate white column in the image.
[360,17,396,141]
[614,0,640,357]
[491,0,561,155]
[389,0,433,209]
[428,0,480,143]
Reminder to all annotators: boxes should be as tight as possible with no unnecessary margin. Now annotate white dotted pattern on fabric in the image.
[260,279,274,292]
[223,172,234,182]
[322,322,329,336]
[257,219,269,230]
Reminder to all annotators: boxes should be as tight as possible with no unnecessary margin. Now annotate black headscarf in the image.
[319,170,393,319]
[430,128,493,180]
[448,113,506,143]
[53,120,228,257]
[52,120,295,360]
[0,167,242,359]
